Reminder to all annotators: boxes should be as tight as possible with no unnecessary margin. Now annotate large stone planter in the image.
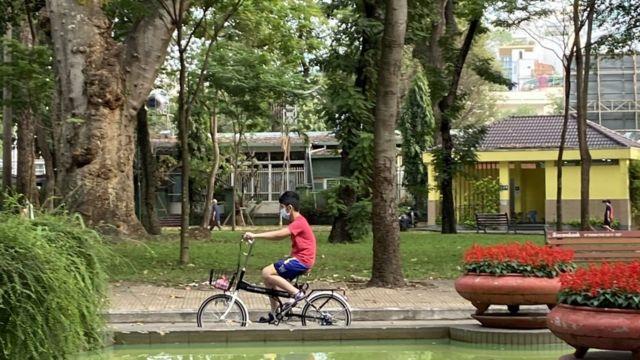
[547,304,640,359]
[455,274,561,329]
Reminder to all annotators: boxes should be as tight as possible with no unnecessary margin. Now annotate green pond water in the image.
[80,340,573,360]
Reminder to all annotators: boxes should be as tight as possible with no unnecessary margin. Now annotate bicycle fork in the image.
[221,290,242,322]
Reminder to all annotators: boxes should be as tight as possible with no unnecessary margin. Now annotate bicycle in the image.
[196,238,352,328]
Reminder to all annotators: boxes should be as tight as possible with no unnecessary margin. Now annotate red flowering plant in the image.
[559,262,640,310]
[463,242,575,278]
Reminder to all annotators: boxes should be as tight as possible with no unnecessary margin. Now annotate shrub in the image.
[462,242,575,278]
[559,262,640,310]
[323,182,371,241]
[564,218,621,230]
[0,214,109,359]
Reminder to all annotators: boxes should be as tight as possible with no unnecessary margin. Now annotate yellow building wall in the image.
[423,149,639,226]
[544,161,629,200]
[521,168,546,221]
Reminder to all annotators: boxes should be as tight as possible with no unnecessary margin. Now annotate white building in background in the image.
[490,29,566,117]
[0,149,46,178]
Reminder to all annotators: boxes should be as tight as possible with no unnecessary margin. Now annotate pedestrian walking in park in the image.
[209,199,223,231]
[603,199,614,231]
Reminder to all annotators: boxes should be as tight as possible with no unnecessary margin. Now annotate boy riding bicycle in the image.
[243,191,316,323]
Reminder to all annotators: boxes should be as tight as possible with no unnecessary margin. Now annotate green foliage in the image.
[560,291,640,310]
[0,38,53,123]
[630,160,640,222]
[460,176,500,227]
[0,214,109,359]
[0,1,45,35]
[349,132,375,189]
[593,0,640,53]
[322,180,372,241]
[346,199,372,241]
[400,69,434,208]
[563,218,621,230]
[469,56,515,90]
[323,183,348,218]
[431,125,487,190]
[103,0,153,41]
[465,260,575,278]
[319,1,382,239]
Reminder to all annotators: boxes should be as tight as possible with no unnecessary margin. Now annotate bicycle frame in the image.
[210,239,347,323]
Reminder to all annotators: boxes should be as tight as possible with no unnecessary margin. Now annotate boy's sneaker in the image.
[257,312,275,324]
[280,290,306,313]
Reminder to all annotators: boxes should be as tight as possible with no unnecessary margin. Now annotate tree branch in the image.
[186,0,244,109]
[443,16,480,107]
[122,0,191,117]
[184,6,211,51]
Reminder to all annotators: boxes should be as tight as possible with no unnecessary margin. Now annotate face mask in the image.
[280,207,291,221]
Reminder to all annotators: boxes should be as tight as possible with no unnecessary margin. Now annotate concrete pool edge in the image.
[110,321,564,347]
[106,307,478,323]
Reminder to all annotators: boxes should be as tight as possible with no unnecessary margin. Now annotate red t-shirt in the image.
[288,215,316,268]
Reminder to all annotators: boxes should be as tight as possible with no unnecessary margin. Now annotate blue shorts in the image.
[274,258,309,281]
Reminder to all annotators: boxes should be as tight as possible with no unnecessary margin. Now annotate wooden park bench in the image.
[545,230,640,263]
[475,212,516,234]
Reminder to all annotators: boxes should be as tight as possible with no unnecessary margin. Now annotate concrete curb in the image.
[106,308,476,323]
[449,324,563,347]
[112,323,452,345]
[110,321,565,346]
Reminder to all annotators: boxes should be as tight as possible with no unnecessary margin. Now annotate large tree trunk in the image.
[369,0,407,287]
[201,105,221,229]
[556,53,574,231]
[136,107,161,235]
[3,26,13,194]
[16,23,39,206]
[46,0,179,234]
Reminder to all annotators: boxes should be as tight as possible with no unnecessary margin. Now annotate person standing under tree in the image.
[602,199,614,231]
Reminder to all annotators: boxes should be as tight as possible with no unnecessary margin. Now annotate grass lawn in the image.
[104,229,544,286]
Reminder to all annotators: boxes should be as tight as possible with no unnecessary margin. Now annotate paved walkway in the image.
[109,280,472,314]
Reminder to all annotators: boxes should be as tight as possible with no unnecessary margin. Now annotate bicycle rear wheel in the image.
[196,294,248,327]
[301,293,351,327]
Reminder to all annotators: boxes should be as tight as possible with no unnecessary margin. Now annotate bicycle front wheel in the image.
[196,294,248,327]
[301,293,351,327]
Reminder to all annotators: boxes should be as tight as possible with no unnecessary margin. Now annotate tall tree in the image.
[417,0,483,233]
[572,0,596,230]
[2,26,12,195]
[190,0,322,231]
[399,69,434,217]
[136,106,161,235]
[160,0,242,263]
[200,98,221,230]
[370,0,407,287]
[322,0,382,243]
[1,24,52,208]
[410,0,517,233]
[509,4,576,230]
[16,23,38,206]
[46,0,184,234]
